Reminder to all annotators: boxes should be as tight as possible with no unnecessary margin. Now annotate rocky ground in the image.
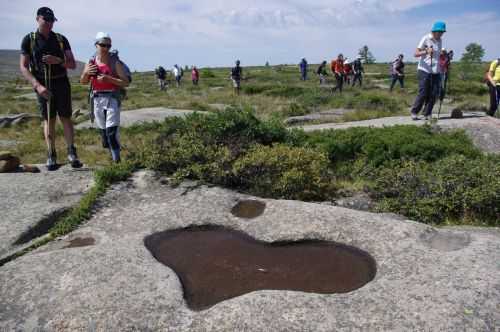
[1,171,499,331]
[0,164,93,261]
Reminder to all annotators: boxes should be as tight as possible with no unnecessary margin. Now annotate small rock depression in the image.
[144,226,377,310]
[231,200,266,219]
[420,229,471,251]
[64,237,95,248]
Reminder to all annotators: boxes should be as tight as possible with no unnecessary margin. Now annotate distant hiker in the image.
[352,56,364,87]
[299,58,308,81]
[173,64,182,87]
[343,59,353,85]
[155,66,167,90]
[316,61,328,85]
[410,21,446,120]
[20,7,82,170]
[439,48,453,100]
[230,60,243,95]
[80,32,129,163]
[390,54,405,91]
[486,57,500,116]
[331,54,345,93]
[192,66,200,85]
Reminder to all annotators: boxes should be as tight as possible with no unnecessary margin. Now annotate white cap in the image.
[95,32,111,43]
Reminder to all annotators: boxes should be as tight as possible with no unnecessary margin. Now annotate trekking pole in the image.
[45,63,53,155]
[428,46,433,120]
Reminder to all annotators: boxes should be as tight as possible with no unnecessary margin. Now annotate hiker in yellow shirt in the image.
[486,58,500,116]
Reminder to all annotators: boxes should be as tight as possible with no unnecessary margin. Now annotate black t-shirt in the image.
[231,66,242,79]
[21,31,71,79]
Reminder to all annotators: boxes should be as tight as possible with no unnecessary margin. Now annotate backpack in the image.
[89,51,130,104]
[156,66,166,78]
[28,31,65,73]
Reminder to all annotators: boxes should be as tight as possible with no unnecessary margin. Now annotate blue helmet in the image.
[432,21,446,32]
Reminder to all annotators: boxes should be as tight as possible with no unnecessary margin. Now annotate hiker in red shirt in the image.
[192,66,199,85]
[439,48,453,100]
[343,59,353,85]
[331,54,345,93]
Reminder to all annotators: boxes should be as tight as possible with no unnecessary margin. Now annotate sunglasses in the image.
[97,43,112,48]
[42,17,55,23]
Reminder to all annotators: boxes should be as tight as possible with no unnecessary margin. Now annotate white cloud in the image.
[1,0,499,69]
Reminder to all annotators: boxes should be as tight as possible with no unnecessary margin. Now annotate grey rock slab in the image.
[0,140,19,148]
[76,107,206,129]
[208,103,231,111]
[13,92,37,100]
[0,113,41,128]
[1,170,499,331]
[300,112,500,154]
[0,164,93,261]
[285,108,354,125]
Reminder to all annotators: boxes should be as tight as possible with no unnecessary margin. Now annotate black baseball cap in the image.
[37,7,57,22]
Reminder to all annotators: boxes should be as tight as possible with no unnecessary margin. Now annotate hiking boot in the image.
[410,112,419,120]
[46,151,57,171]
[67,145,82,168]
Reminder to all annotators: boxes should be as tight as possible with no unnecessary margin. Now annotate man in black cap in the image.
[19,7,82,170]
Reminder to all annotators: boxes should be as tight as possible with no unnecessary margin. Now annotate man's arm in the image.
[19,54,50,99]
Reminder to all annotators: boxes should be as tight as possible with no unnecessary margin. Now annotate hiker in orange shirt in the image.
[331,54,345,93]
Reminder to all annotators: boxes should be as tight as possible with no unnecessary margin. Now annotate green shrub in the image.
[283,102,308,117]
[136,108,291,179]
[265,86,306,98]
[200,68,216,78]
[371,155,500,225]
[233,144,335,200]
[242,84,272,95]
[303,125,480,169]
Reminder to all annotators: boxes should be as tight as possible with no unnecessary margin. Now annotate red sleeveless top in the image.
[91,60,118,91]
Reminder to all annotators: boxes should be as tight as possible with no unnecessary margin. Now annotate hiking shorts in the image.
[232,78,241,88]
[93,93,120,129]
[36,76,72,120]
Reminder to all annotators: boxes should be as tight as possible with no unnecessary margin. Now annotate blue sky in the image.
[1,0,499,71]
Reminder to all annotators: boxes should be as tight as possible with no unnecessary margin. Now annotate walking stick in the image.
[45,63,53,156]
[427,46,433,120]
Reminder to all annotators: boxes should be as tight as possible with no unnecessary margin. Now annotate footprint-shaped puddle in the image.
[145,226,376,310]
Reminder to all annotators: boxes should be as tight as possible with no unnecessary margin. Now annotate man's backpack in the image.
[28,31,66,72]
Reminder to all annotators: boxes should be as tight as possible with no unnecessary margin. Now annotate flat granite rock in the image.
[0,165,93,261]
[1,171,499,331]
[300,112,500,154]
[76,107,205,129]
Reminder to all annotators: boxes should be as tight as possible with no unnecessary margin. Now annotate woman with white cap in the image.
[80,32,129,163]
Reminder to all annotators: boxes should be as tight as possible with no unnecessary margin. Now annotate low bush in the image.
[303,125,480,170]
[233,144,335,200]
[371,155,500,225]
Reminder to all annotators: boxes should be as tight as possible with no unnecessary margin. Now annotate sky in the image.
[1,0,499,71]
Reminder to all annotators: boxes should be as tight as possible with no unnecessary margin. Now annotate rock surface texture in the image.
[0,165,93,261]
[1,171,499,331]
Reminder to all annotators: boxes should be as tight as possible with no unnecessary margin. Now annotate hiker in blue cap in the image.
[410,21,446,120]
